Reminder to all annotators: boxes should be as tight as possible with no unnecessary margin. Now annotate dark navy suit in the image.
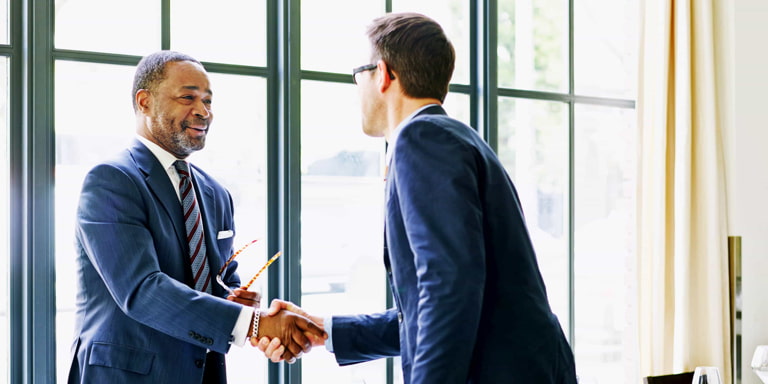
[68,139,244,383]
[332,106,577,383]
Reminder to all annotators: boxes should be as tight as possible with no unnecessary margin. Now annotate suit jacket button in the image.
[194,359,204,368]
[397,312,403,323]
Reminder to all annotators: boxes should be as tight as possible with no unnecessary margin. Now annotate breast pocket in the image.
[214,231,235,269]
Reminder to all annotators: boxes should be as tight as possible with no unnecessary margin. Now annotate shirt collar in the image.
[385,103,439,167]
[136,135,185,171]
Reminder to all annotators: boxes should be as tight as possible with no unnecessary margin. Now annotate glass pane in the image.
[171,0,266,67]
[443,92,470,128]
[575,0,638,99]
[55,61,136,383]
[574,104,637,384]
[302,0,381,74]
[55,62,269,383]
[301,80,388,384]
[392,0,470,85]
[496,97,569,337]
[498,0,568,92]
[54,0,159,54]
[0,58,9,384]
[0,0,8,44]
[192,73,268,384]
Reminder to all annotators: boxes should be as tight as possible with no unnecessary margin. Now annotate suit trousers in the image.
[202,352,227,384]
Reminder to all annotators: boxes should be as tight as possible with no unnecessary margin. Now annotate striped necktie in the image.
[173,160,211,293]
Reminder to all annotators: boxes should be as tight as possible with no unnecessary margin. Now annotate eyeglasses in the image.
[215,239,283,295]
[352,64,377,84]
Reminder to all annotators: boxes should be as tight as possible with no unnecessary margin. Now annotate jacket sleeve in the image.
[331,309,400,365]
[76,163,243,354]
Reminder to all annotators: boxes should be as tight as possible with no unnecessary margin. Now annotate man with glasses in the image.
[258,12,577,384]
[68,50,324,384]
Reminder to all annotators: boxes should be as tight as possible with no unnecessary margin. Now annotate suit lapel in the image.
[129,140,188,254]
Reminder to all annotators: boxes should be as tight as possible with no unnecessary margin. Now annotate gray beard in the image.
[150,114,207,157]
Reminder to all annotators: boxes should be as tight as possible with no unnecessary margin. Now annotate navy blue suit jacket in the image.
[332,106,577,383]
[68,139,244,384]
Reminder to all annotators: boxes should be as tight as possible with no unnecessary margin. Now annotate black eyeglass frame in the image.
[352,64,378,84]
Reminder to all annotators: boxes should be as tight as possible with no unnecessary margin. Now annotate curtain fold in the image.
[637,0,731,382]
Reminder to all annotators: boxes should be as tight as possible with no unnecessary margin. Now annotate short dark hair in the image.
[366,12,455,102]
[131,50,202,111]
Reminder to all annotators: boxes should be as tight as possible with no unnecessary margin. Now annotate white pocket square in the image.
[217,230,234,239]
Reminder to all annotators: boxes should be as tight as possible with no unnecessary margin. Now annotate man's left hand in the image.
[227,288,260,308]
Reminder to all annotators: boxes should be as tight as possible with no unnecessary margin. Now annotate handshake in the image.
[227,288,326,363]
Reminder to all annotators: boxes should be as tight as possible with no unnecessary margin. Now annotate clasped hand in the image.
[228,289,326,363]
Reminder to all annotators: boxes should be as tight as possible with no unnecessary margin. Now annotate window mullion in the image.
[567,0,576,349]
[475,0,498,150]
[27,0,56,382]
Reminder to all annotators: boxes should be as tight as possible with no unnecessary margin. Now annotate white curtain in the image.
[637,0,732,382]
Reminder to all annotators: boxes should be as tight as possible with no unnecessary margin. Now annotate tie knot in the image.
[173,160,190,177]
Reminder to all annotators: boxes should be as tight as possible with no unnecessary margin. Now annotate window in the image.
[301,0,379,74]
[54,0,159,55]
[0,0,6,44]
[53,63,269,383]
[299,3,390,383]
[573,104,636,384]
[12,1,637,383]
[298,1,637,383]
[171,0,267,67]
[575,0,637,99]
[53,2,270,383]
[498,0,568,92]
[497,97,571,335]
[497,1,638,383]
[54,61,137,382]
[300,80,387,384]
[193,73,269,383]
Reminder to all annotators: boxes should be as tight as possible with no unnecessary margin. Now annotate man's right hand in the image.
[253,307,326,362]
[256,300,327,363]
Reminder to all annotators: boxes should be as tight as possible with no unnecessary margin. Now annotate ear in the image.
[136,89,151,113]
[376,60,394,93]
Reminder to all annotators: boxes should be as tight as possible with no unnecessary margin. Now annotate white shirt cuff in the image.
[231,306,254,347]
[324,316,334,353]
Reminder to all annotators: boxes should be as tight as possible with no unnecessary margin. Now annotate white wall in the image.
[730,1,768,383]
